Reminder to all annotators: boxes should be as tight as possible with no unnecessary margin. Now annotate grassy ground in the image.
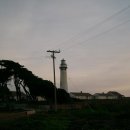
[0,100,130,130]
[0,111,70,130]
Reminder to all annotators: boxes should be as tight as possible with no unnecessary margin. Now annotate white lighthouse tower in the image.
[59,59,68,92]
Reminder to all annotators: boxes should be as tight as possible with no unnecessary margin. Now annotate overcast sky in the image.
[0,0,130,96]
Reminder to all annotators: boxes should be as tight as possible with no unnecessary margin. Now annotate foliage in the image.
[57,89,71,104]
[0,84,10,101]
[0,112,70,130]
[0,60,70,103]
[1,101,130,130]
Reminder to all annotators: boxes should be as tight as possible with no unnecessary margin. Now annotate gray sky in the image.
[0,0,130,96]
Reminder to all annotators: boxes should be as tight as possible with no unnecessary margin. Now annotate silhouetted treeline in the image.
[0,60,71,103]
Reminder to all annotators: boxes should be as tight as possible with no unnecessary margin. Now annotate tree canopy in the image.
[0,60,70,103]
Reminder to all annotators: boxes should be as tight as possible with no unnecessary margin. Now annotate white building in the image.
[59,59,68,92]
[36,96,46,101]
[94,93,107,99]
[70,92,93,100]
[70,91,124,100]
[93,91,124,99]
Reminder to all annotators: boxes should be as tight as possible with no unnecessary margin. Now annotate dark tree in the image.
[0,84,10,101]
[0,60,70,103]
[57,89,71,104]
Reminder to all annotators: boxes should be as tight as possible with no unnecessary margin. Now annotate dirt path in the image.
[0,112,26,120]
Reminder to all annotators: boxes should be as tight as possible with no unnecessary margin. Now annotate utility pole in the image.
[47,50,60,112]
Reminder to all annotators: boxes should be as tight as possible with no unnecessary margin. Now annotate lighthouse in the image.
[59,59,68,92]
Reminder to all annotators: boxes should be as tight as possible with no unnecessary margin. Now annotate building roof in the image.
[94,93,106,96]
[107,91,124,97]
[94,91,124,97]
[70,91,124,98]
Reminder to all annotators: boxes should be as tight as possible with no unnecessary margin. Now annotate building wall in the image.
[70,94,93,100]
[94,96,107,99]
[70,92,123,100]
[60,69,68,92]
[107,96,118,99]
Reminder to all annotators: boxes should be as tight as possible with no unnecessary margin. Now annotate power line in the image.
[64,18,130,51]
[6,5,130,62]
[4,5,130,63]
[52,5,130,50]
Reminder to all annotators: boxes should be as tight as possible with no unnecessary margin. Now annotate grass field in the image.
[0,99,130,130]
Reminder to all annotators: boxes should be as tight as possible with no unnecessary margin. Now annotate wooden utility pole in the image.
[47,50,60,111]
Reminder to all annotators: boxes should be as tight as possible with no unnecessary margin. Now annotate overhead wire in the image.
[64,18,130,51]
[8,5,130,61]
[52,5,130,50]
